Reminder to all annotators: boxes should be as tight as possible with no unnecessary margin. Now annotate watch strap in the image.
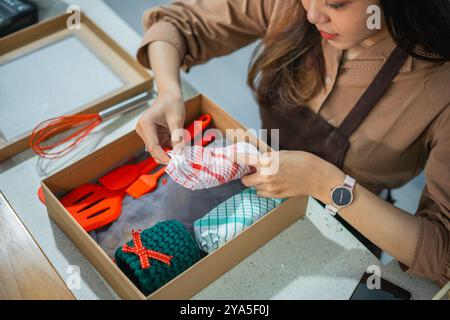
[325,204,339,216]
[344,175,356,189]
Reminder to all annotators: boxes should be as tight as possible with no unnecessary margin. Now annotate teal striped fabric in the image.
[193,188,286,253]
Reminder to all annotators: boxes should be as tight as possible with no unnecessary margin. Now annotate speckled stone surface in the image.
[0,0,439,300]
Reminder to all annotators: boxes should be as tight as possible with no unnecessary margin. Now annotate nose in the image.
[305,0,329,25]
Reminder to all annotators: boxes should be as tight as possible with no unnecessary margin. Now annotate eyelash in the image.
[326,2,347,10]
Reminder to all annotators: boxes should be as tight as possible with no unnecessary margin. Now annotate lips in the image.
[319,30,338,40]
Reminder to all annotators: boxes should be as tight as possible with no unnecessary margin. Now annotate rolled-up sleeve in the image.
[136,0,293,71]
[408,105,450,287]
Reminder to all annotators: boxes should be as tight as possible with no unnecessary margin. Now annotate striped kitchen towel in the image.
[193,187,286,253]
[166,141,259,190]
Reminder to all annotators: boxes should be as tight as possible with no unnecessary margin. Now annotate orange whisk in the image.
[29,91,154,159]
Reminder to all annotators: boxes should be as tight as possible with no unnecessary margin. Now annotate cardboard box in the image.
[42,94,308,299]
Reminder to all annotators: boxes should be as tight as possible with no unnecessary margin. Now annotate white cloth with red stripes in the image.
[166,142,259,190]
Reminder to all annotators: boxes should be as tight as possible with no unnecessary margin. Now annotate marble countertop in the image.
[0,0,439,300]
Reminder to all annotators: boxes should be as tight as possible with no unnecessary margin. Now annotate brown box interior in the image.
[0,13,152,161]
[42,94,308,299]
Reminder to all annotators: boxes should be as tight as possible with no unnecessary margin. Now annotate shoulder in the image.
[427,102,450,147]
[408,59,450,145]
[421,60,450,101]
[265,0,305,20]
[412,59,450,122]
[264,0,306,32]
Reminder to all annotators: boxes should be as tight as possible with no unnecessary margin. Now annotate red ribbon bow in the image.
[122,229,173,269]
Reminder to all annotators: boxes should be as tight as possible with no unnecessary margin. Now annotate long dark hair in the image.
[382,0,450,61]
[248,0,450,111]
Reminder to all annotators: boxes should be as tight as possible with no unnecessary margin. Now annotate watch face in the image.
[332,187,352,206]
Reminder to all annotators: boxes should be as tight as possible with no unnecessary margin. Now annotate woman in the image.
[135,0,449,287]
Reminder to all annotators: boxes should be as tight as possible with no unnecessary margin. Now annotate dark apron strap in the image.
[331,47,407,260]
[339,47,409,138]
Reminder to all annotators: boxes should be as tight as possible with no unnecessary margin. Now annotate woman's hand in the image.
[135,91,185,164]
[231,150,345,200]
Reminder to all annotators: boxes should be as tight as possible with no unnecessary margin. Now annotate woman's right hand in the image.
[136,91,185,164]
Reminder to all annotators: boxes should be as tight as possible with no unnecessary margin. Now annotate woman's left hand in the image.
[230,150,345,200]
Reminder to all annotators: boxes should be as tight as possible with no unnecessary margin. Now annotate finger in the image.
[241,172,263,188]
[228,151,261,169]
[255,189,277,199]
[258,153,273,168]
[143,123,171,164]
[167,116,185,150]
[135,123,144,140]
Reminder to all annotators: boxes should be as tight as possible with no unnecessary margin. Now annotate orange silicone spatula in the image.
[126,166,168,199]
[98,147,174,191]
[60,184,126,232]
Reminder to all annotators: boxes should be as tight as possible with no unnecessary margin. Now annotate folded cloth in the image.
[115,220,201,295]
[166,142,259,190]
[193,187,287,253]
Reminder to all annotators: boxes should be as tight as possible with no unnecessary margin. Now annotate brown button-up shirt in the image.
[136,0,450,287]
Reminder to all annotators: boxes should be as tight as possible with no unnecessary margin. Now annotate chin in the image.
[327,39,357,51]
[326,41,348,50]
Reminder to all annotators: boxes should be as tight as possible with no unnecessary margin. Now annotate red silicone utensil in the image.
[126,166,168,199]
[98,153,162,191]
[59,184,126,232]
[184,114,211,143]
[38,186,46,205]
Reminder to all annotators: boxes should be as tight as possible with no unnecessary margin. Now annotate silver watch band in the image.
[344,175,356,189]
[325,204,339,216]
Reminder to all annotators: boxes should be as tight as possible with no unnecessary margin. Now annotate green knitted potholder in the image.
[115,220,200,295]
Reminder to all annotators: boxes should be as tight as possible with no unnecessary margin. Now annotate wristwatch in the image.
[325,175,356,216]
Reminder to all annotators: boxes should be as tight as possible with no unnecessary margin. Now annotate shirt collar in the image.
[322,36,413,73]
